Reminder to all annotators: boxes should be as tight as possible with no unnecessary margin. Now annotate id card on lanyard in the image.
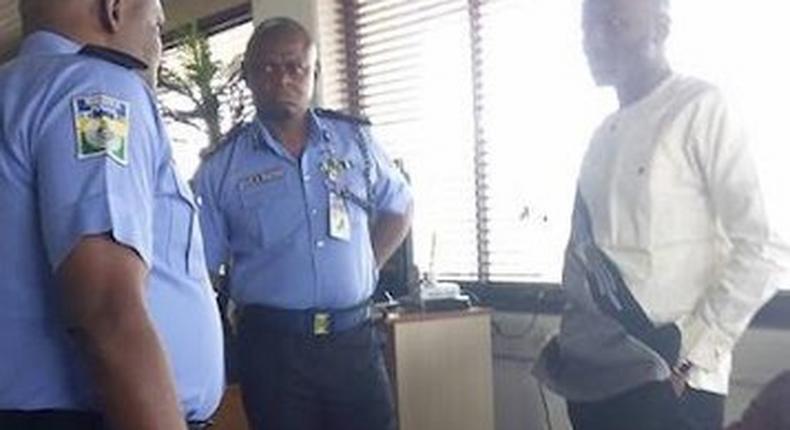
[328,191,351,241]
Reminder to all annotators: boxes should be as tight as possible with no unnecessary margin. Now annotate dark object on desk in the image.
[417,297,471,312]
[374,231,415,302]
[386,293,472,313]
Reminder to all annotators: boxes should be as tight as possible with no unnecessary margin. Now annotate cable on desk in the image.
[461,287,482,306]
[491,311,541,340]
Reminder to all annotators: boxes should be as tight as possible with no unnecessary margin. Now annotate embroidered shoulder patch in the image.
[73,94,130,166]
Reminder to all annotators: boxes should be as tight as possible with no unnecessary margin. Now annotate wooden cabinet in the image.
[382,308,495,430]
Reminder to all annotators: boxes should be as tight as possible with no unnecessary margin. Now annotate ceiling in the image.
[1,0,249,62]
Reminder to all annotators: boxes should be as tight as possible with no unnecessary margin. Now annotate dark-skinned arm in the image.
[371,203,414,270]
[57,235,187,430]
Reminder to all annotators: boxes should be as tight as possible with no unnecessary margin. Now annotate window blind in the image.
[318,0,611,283]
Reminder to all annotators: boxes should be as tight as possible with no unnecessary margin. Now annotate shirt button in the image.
[196,196,203,207]
[311,209,318,216]
[316,240,325,248]
[304,175,311,182]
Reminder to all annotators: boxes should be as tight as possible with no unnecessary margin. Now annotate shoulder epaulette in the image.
[200,121,250,160]
[78,45,147,70]
[314,108,371,126]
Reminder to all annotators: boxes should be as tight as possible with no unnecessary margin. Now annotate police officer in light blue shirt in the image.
[193,17,413,430]
[0,1,223,429]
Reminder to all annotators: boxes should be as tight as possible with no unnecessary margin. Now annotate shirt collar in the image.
[18,31,82,57]
[617,73,678,117]
[253,109,329,157]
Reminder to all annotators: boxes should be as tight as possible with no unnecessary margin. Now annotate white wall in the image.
[250,0,318,30]
[491,314,570,430]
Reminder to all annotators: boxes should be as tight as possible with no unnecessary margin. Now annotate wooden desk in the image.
[382,308,495,430]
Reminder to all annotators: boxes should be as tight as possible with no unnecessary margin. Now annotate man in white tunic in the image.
[533,0,790,429]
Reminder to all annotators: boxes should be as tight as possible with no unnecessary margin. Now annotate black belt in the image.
[241,302,371,337]
[0,410,212,429]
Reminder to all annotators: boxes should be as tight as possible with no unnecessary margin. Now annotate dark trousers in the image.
[567,381,725,430]
[0,410,104,430]
[237,314,396,430]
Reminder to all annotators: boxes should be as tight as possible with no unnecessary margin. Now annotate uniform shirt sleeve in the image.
[677,90,790,371]
[365,126,413,215]
[34,66,156,270]
[192,160,230,275]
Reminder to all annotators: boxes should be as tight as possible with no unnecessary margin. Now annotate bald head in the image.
[18,0,165,84]
[583,0,670,29]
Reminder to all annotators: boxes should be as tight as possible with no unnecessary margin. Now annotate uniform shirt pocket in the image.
[238,173,304,251]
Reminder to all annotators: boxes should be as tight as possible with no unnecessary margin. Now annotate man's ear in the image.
[99,0,122,33]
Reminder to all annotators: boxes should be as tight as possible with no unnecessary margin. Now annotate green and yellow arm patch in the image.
[72,94,130,166]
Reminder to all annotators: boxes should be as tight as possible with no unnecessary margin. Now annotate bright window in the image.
[163,22,254,179]
[318,0,790,287]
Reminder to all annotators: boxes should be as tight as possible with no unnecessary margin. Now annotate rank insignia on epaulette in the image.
[314,108,372,126]
[73,94,130,166]
[320,157,352,183]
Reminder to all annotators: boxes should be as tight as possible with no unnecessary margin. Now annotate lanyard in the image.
[318,125,375,215]
[253,117,376,215]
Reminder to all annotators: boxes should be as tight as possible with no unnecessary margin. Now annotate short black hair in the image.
[243,17,317,70]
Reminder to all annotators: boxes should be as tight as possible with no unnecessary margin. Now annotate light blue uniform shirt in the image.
[193,111,412,310]
[0,32,224,419]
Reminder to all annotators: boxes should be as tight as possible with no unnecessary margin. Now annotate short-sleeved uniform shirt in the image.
[0,32,224,419]
[193,110,412,310]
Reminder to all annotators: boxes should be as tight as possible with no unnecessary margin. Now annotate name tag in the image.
[240,168,285,189]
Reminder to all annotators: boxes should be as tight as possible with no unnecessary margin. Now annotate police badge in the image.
[73,94,130,166]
